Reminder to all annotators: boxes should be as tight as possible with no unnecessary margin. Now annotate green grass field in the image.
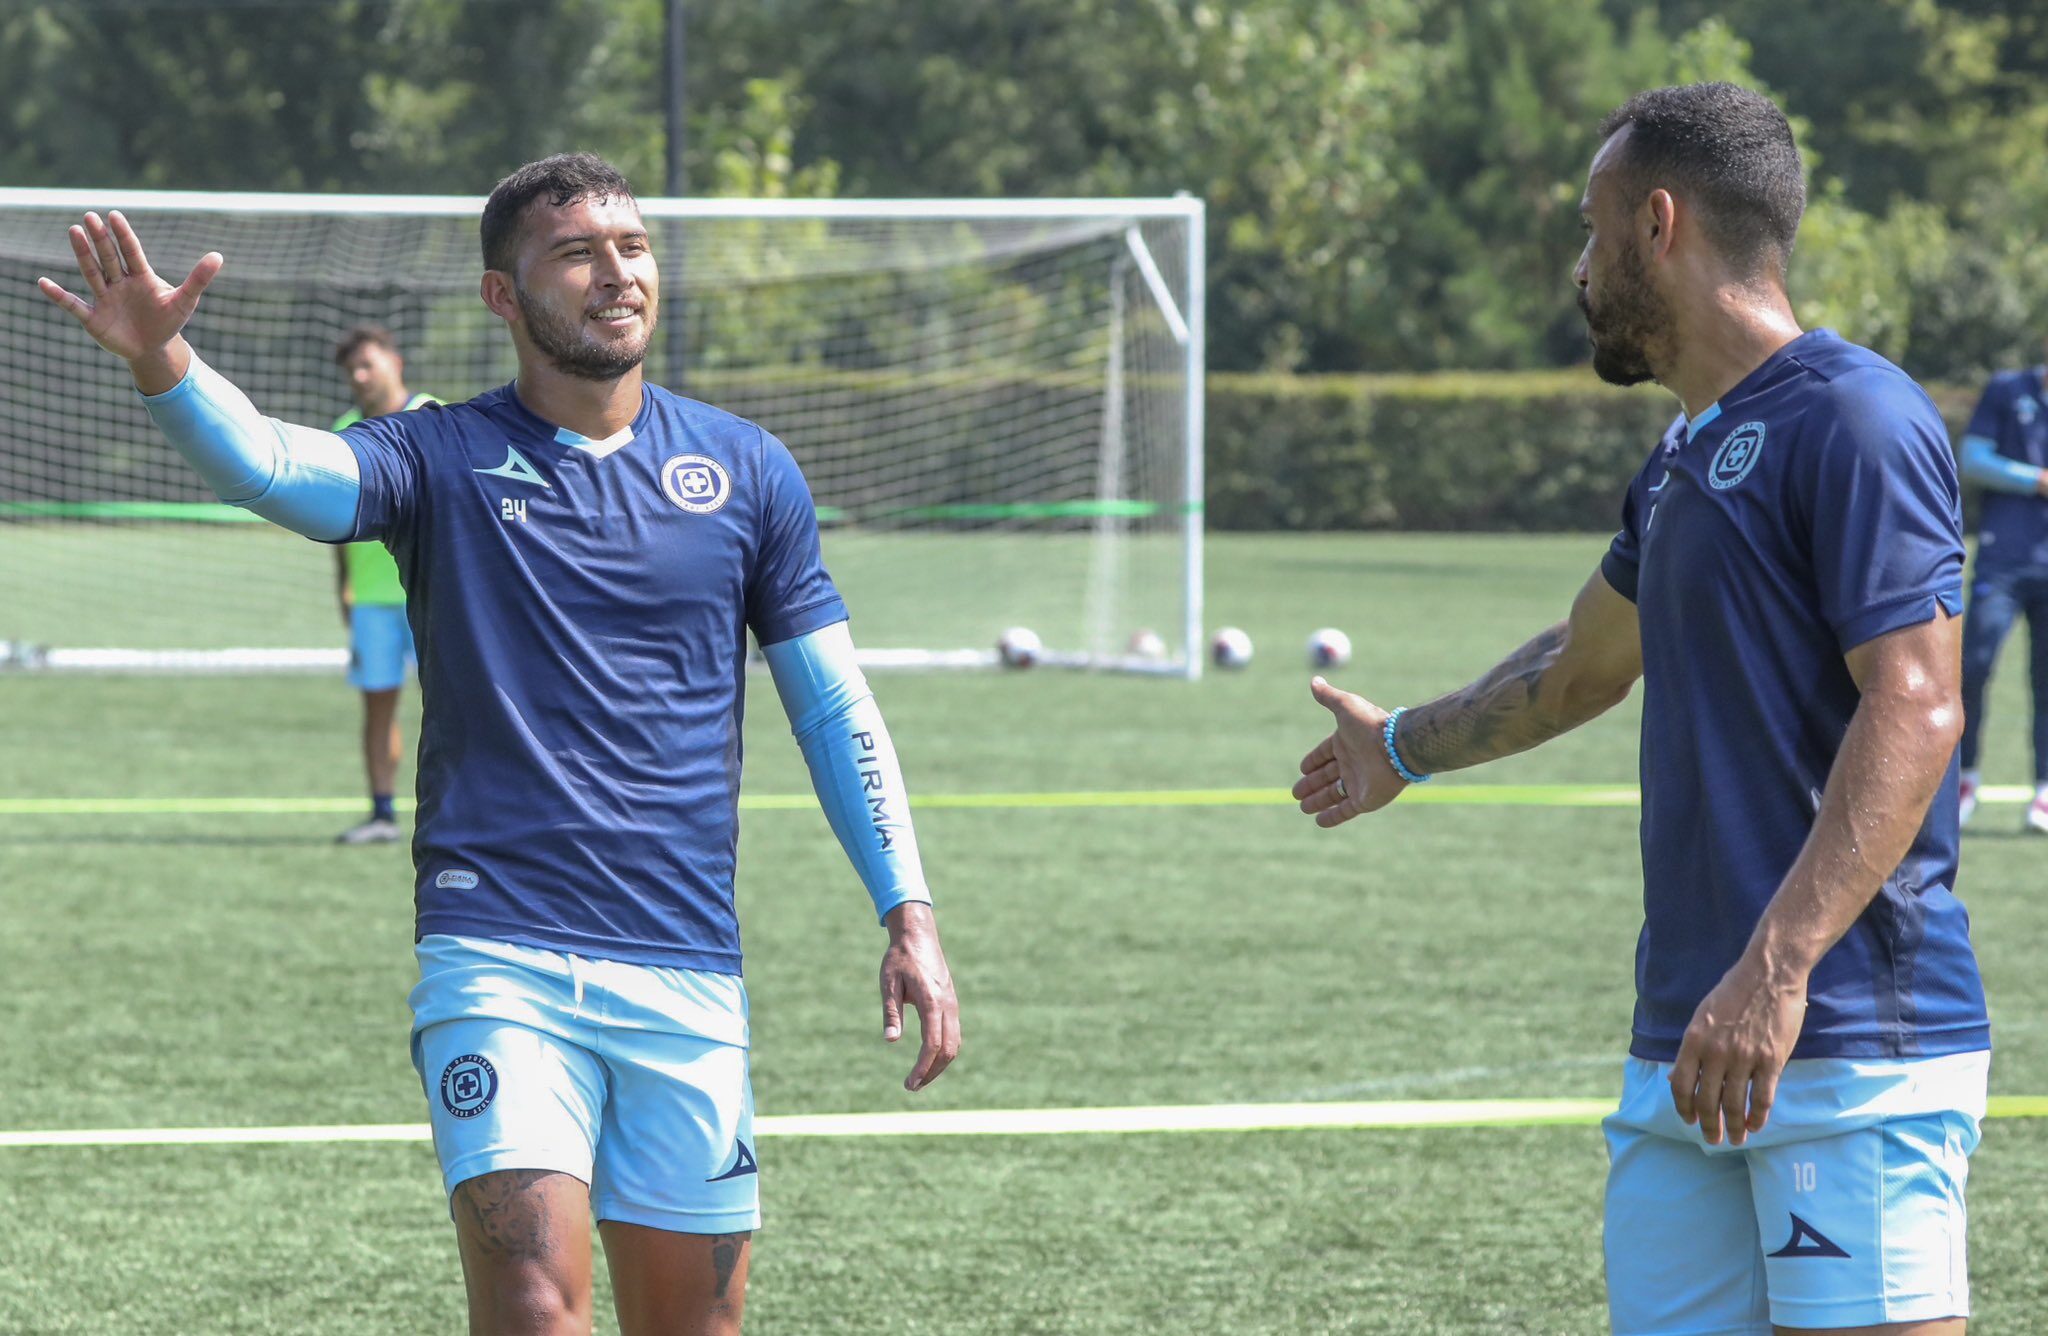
[5,532,2048,1334]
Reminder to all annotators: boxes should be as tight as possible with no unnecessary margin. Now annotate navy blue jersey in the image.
[1966,367,2048,571]
[340,383,847,973]
[1601,331,1988,1062]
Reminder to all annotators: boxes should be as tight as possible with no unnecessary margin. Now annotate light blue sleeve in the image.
[763,621,932,924]
[1959,434,2042,496]
[140,354,361,541]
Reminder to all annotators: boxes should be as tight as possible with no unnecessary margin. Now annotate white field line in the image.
[11,1095,2046,1149]
[0,1099,1617,1149]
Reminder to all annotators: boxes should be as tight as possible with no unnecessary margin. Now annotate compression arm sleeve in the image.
[1960,434,2042,497]
[763,621,932,924]
[140,354,362,541]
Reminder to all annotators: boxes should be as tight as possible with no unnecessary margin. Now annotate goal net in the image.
[0,191,1204,677]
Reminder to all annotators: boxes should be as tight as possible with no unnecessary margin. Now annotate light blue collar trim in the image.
[1688,403,1723,436]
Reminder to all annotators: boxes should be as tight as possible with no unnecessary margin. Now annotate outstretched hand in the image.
[879,902,960,1092]
[39,211,221,377]
[1292,676,1407,827]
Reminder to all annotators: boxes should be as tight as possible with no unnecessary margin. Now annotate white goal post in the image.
[0,189,1204,678]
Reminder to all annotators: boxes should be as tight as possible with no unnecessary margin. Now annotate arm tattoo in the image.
[1397,623,1569,774]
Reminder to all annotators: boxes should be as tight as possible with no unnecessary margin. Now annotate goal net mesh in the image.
[0,195,1202,675]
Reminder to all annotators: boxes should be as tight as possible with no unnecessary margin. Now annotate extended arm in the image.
[142,355,361,541]
[763,622,959,1090]
[38,209,360,542]
[1958,434,2048,497]
[1396,568,1642,773]
[1669,611,1963,1146]
[1294,566,1641,826]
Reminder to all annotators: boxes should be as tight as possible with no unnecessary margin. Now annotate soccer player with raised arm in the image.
[40,153,961,1335]
[1293,86,1987,1335]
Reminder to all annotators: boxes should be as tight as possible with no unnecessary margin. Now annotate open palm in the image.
[39,211,222,362]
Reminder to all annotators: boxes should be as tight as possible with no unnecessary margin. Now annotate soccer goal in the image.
[0,190,1204,677]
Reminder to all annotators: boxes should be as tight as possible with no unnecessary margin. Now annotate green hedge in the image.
[1206,370,1979,532]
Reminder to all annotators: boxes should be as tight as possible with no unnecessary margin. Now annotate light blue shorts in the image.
[347,604,415,692]
[409,934,759,1235]
[1604,1050,1986,1334]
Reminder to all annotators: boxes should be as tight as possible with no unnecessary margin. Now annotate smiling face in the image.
[502,194,659,382]
[1574,127,1670,388]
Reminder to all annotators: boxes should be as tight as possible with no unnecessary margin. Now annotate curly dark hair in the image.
[1597,83,1806,281]
[480,152,639,272]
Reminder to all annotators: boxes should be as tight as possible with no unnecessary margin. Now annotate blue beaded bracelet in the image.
[1382,706,1432,785]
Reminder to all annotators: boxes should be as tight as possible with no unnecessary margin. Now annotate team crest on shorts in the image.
[660,455,733,515]
[440,1054,498,1119]
[1708,421,1767,490]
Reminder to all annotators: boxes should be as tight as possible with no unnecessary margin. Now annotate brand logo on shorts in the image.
[1708,421,1767,490]
[1768,1213,1849,1259]
[440,1054,498,1119]
[435,870,479,890]
[660,454,733,515]
[707,1139,758,1181]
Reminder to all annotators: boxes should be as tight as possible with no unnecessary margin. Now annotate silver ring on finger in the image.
[1335,777,1348,800]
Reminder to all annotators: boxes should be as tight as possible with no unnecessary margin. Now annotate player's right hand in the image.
[38,211,222,367]
[1293,676,1407,827]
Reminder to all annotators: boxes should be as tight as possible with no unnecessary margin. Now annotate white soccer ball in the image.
[1305,627,1352,669]
[1210,626,1254,670]
[1127,628,1168,660]
[997,626,1043,668]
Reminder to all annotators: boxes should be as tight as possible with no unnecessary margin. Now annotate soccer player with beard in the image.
[39,153,961,1335]
[1293,85,1988,1335]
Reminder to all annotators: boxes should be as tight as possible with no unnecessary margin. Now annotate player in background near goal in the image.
[1294,84,1987,1336]
[1953,340,2048,833]
[39,153,961,1335]
[328,324,439,846]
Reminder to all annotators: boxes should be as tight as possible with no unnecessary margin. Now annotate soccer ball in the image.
[1210,626,1253,670]
[997,626,1043,668]
[1127,628,1168,660]
[1305,627,1352,669]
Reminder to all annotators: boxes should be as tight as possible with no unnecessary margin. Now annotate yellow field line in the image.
[0,784,2033,817]
[5,1096,2046,1148]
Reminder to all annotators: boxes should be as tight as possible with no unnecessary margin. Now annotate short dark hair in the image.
[1597,83,1806,280]
[333,323,399,365]
[480,152,639,272]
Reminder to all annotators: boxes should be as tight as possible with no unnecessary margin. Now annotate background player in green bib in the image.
[329,325,438,845]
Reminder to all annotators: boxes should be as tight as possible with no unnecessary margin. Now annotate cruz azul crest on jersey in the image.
[660,454,733,515]
[1708,421,1768,490]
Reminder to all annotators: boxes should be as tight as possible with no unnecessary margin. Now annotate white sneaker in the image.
[336,816,402,845]
[2027,797,2048,836]
[1958,775,1981,827]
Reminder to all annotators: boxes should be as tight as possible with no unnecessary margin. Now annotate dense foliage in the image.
[7,0,2047,379]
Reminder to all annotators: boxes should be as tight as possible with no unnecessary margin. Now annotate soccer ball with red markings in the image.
[1127,628,1168,660]
[997,626,1043,668]
[1210,627,1253,670]
[1305,627,1352,669]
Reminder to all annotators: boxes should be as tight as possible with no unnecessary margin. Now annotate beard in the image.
[515,280,654,382]
[1579,237,1666,387]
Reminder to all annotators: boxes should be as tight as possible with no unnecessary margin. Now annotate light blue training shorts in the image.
[410,934,760,1235]
[347,604,415,692]
[1604,1050,1986,1334]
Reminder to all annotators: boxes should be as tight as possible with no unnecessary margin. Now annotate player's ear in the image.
[479,270,520,325]
[1645,189,1677,260]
